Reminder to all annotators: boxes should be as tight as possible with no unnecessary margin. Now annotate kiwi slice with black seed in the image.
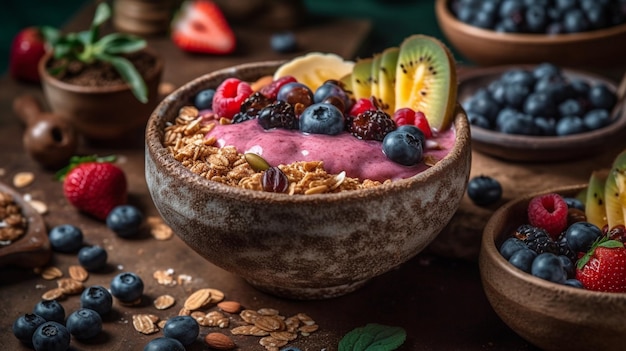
[395,35,457,131]
[370,53,382,107]
[377,46,399,114]
[351,57,374,101]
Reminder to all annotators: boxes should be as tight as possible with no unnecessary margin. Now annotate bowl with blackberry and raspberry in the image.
[459,62,626,162]
[480,150,626,350]
[145,35,471,299]
[435,0,626,66]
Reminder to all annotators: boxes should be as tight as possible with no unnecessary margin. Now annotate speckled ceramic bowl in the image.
[145,61,471,299]
[480,185,626,351]
[436,0,626,67]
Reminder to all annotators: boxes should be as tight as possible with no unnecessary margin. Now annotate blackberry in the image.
[348,109,396,141]
[233,92,272,124]
[257,100,298,130]
[514,224,559,254]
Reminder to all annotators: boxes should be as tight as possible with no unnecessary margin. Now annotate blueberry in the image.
[456,6,477,23]
[583,109,612,130]
[558,99,583,117]
[110,272,144,303]
[533,117,557,136]
[523,92,558,118]
[558,255,575,278]
[555,0,577,12]
[468,112,492,129]
[499,0,525,20]
[78,245,108,271]
[144,337,186,351]
[504,84,530,109]
[13,313,46,345]
[162,315,199,346]
[33,299,65,324]
[588,84,617,110]
[270,31,298,53]
[556,116,586,136]
[509,248,537,273]
[500,237,527,260]
[193,88,215,110]
[564,279,584,288]
[467,175,502,206]
[563,197,585,211]
[464,90,500,122]
[313,82,350,108]
[502,69,535,89]
[586,4,609,29]
[472,10,496,28]
[106,205,144,238]
[488,79,507,105]
[48,224,83,253]
[396,125,426,145]
[66,308,102,339]
[563,9,590,33]
[381,129,423,166]
[531,252,567,283]
[280,347,303,351]
[526,6,548,32]
[299,103,345,135]
[535,77,570,103]
[498,113,537,135]
[565,222,602,253]
[31,321,70,351]
[81,285,113,316]
[569,78,591,98]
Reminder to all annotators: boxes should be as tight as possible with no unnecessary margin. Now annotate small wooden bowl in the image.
[435,0,626,67]
[480,184,626,351]
[458,65,626,162]
[0,181,50,268]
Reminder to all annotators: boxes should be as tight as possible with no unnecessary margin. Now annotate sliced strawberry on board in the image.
[171,0,236,54]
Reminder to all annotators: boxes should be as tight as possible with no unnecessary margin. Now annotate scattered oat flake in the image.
[41,266,63,280]
[57,278,84,295]
[184,288,212,310]
[27,199,48,214]
[13,172,34,188]
[42,288,64,301]
[147,216,174,240]
[154,295,176,310]
[68,265,88,282]
[132,314,160,334]
[153,269,177,286]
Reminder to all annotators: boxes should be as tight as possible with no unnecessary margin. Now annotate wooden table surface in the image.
[2,2,626,351]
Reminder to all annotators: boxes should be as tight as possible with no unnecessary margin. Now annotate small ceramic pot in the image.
[38,49,163,142]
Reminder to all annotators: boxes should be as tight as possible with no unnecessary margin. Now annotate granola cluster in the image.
[0,191,27,243]
[163,106,388,194]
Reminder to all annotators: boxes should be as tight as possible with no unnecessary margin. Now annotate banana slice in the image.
[273,52,354,91]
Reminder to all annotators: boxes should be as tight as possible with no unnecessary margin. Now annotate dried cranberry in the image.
[262,167,289,193]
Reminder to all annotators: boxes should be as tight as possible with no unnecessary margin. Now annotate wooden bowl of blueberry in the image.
[436,0,626,66]
[458,62,626,162]
[480,150,626,350]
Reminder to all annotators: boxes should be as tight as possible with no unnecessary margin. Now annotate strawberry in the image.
[9,27,47,83]
[58,156,127,220]
[171,0,236,55]
[576,238,626,293]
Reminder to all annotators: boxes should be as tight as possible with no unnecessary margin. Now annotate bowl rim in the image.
[146,60,471,204]
[458,64,626,152]
[480,183,626,300]
[435,0,626,44]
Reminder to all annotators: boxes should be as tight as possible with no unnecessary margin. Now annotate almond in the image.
[204,332,236,350]
[217,300,241,314]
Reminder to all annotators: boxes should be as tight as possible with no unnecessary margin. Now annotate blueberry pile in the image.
[450,0,626,34]
[467,175,503,206]
[463,63,617,136]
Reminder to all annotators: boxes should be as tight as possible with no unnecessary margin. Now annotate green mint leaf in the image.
[598,240,625,248]
[55,155,116,181]
[339,323,406,351]
[98,33,146,54]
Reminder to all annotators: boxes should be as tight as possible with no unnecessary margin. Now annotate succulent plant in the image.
[41,3,150,103]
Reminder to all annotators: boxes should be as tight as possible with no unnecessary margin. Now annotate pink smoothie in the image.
[204,119,455,182]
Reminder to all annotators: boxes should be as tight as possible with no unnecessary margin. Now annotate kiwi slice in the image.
[586,169,609,229]
[370,53,382,106]
[605,150,626,229]
[377,47,399,115]
[351,58,373,101]
[395,35,457,131]
[339,73,354,101]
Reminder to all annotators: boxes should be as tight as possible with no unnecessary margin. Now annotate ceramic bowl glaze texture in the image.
[145,61,472,299]
[436,0,626,67]
[480,185,626,351]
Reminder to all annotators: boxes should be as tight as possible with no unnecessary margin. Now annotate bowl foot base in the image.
[244,278,369,300]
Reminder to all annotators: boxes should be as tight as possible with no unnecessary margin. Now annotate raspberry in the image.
[514,224,559,255]
[259,75,297,100]
[212,78,253,119]
[349,97,376,117]
[348,109,396,141]
[527,193,568,239]
[393,108,433,138]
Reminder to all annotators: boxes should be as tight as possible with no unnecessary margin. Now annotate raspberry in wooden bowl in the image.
[145,36,471,299]
[480,182,626,351]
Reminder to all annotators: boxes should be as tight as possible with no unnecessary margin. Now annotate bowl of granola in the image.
[145,47,471,299]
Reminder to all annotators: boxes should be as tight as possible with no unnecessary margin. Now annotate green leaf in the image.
[576,237,625,270]
[39,26,61,45]
[55,155,116,181]
[599,240,625,249]
[100,54,148,103]
[89,2,111,43]
[339,324,406,351]
[97,33,146,54]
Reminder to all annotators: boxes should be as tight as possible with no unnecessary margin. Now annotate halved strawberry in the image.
[171,0,236,55]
